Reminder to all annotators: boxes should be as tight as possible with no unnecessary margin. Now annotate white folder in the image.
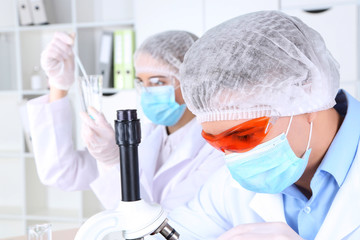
[18,0,33,26]
[29,0,48,25]
[98,32,114,88]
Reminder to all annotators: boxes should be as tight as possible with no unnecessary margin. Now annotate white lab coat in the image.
[27,95,98,191]
[91,117,225,210]
[27,95,224,210]
[166,142,360,240]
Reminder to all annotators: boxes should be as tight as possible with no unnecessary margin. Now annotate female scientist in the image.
[164,11,360,240]
[27,31,224,211]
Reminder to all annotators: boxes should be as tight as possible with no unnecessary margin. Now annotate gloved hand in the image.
[41,32,75,90]
[217,222,304,240]
[80,107,119,168]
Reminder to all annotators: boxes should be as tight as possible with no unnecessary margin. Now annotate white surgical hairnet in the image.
[180,11,340,123]
[134,31,198,79]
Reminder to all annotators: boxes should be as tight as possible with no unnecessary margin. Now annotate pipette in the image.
[74,52,89,84]
[73,50,90,113]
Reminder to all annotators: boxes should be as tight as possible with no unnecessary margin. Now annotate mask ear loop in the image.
[285,115,313,151]
[285,115,293,136]
[306,122,313,151]
[172,76,181,91]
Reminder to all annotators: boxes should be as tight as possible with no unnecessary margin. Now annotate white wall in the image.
[134,0,204,45]
[203,0,278,30]
[134,0,279,44]
[282,5,359,95]
[134,0,360,98]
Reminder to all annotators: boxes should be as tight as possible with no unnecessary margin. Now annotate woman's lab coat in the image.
[167,145,360,240]
[91,119,225,210]
[27,95,224,210]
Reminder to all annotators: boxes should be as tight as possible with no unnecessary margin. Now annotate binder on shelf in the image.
[98,31,114,88]
[18,0,33,26]
[122,29,136,89]
[113,29,135,89]
[113,30,125,89]
[29,0,48,25]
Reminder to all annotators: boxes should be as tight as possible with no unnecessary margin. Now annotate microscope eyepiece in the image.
[115,109,141,146]
[117,109,137,121]
[115,109,141,201]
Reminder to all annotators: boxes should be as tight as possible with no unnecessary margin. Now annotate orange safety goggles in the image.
[201,116,275,153]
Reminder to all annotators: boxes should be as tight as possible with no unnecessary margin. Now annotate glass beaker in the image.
[78,75,103,112]
[28,223,52,240]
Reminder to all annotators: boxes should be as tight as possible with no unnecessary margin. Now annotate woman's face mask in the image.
[136,76,186,126]
[203,116,313,193]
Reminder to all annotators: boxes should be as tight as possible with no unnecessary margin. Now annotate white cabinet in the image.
[281,0,359,9]
[0,1,16,28]
[204,0,278,31]
[282,3,359,97]
[134,0,204,45]
[0,94,22,152]
[0,0,134,238]
[0,220,25,238]
[0,157,24,214]
[0,34,17,90]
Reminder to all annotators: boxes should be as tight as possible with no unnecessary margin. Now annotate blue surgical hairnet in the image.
[134,31,198,79]
[180,11,340,123]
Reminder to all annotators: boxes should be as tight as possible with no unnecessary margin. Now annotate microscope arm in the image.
[74,200,168,240]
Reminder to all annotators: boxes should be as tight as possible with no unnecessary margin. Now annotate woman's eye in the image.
[149,77,160,84]
[155,81,165,86]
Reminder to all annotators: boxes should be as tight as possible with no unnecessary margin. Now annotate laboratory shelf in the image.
[76,20,135,29]
[0,206,24,217]
[21,89,49,96]
[103,88,121,94]
[0,215,24,221]
[0,152,23,158]
[0,0,136,237]
[18,23,75,32]
[0,90,19,95]
[0,27,15,33]
[23,152,34,158]
[17,20,135,32]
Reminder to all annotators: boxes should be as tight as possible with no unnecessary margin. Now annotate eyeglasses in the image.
[201,116,276,153]
[134,76,176,93]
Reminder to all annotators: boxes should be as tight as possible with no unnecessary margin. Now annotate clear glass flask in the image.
[28,223,52,240]
[78,75,103,112]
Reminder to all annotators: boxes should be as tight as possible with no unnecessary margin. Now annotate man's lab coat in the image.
[167,141,360,240]
[27,95,224,210]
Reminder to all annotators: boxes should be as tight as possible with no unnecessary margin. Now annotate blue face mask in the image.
[224,116,312,194]
[140,85,186,126]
